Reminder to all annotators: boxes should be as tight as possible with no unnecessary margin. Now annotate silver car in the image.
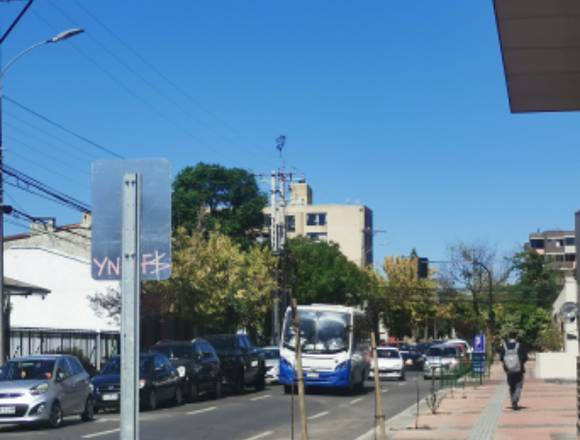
[0,355,95,428]
[262,346,280,383]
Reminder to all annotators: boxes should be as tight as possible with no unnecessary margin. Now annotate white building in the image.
[5,214,119,333]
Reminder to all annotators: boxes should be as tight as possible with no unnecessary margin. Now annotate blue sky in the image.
[2,1,578,264]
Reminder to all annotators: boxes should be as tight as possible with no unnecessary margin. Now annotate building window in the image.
[529,239,544,249]
[565,237,575,246]
[264,214,271,227]
[307,213,327,226]
[565,254,576,262]
[286,215,295,232]
[306,232,327,242]
[555,254,565,262]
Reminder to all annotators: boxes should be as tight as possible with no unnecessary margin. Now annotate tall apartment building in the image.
[264,180,373,268]
[528,230,576,272]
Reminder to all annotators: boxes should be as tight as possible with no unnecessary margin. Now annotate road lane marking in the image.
[308,410,329,420]
[82,428,120,439]
[381,387,389,393]
[250,394,272,401]
[243,431,274,440]
[398,382,406,386]
[350,397,363,405]
[187,406,217,415]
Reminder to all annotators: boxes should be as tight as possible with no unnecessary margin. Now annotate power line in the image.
[3,164,91,213]
[73,0,244,141]
[4,96,123,158]
[4,113,98,161]
[5,150,89,190]
[5,134,90,172]
[31,8,222,156]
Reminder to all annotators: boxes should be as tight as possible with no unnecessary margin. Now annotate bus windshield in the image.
[283,310,350,354]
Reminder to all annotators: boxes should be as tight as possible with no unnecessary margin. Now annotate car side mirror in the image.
[56,371,66,382]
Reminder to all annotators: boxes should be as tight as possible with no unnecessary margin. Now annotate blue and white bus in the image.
[279,304,371,392]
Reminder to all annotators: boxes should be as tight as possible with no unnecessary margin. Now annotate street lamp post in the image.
[0,28,84,363]
[473,260,495,334]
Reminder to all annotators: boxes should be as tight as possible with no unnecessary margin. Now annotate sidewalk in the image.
[385,361,577,440]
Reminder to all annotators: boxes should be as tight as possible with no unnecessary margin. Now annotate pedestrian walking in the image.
[499,331,528,410]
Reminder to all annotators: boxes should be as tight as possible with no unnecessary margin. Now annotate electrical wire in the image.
[73,0,250,142]
[3,164,91,213]
[5,134,90,172]
[31,9,223,156]
[4,114,99,162]
[5,149,90,189]
[4,96,123,159]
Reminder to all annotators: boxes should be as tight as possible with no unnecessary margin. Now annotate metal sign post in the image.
[120,173,141,440]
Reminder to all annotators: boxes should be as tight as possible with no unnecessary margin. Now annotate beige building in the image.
[264,180,373,268]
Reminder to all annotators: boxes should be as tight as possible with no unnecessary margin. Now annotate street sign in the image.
[473,333,485,353]
[471,352,486,374]
[91,159,171,281]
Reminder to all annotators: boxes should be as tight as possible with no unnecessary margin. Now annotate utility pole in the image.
[0,0,34,364]
[268,135,294,346]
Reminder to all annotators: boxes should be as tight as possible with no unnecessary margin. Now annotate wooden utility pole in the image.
[292,298,308,440]
[371,332,387,440]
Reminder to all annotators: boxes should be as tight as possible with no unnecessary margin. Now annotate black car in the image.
[204,334,265,394]
[150,339,222,402]
[399,345,425,370]
[91,353,183,412]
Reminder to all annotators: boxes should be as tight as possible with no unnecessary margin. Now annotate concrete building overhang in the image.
[5,277,50,297]
[493,0,580,113]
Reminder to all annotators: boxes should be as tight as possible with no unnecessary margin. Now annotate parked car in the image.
[369,347,405,381]
[261,346,280,383]
[400,346,425,371]
[423,345,460,379]
[91,353,183,412]
[0,355,94,428]
[204,334,265,393]
[444,339,471,355]
[150,339,222,401]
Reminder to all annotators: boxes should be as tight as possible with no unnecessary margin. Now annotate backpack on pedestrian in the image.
[503,342,521,373]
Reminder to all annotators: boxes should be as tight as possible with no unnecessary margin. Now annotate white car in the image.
[369,347,405,381]
[423,345,460,379]
[261,347,280,383]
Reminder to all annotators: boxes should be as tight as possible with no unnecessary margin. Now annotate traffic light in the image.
[1,205,12,215]
[417,257,429,279]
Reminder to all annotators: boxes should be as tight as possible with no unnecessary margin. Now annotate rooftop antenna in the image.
[275,135,286,169]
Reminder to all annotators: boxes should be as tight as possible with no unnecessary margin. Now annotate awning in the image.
[4,277,50,297]
[493,0,580,112]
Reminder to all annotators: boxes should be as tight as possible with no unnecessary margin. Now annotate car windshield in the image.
[0,359,55,381]
[101,357,152,375]
[377,350,399,359]
[262,349,280,360]
[152,345,193,359]
[205,336,236,351]
[283,310,350,354]
[427,347,444,357]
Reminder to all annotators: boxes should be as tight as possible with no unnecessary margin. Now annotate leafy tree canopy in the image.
[172,163,267,246]
[286,237,370,306]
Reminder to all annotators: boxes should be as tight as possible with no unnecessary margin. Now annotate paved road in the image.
[0,372,432,440]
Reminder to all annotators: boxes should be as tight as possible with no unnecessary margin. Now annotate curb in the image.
[353,388,449,440]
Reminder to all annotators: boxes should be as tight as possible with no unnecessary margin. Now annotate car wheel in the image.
[189,380,199,403]
[213,378,222,399]
[399,372,405,381]
[234,371,245,395]
[147,389,158,411]
[81,397,95,422]
[174,386,184,406]
[48,401,63,429]
[254,370,265,392]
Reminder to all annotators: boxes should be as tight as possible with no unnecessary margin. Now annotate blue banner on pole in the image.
[473,333,485,353]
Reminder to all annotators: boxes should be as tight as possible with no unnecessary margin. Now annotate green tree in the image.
[172,163,267,246]
[286,237,370,306]
[510,249,560,309]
